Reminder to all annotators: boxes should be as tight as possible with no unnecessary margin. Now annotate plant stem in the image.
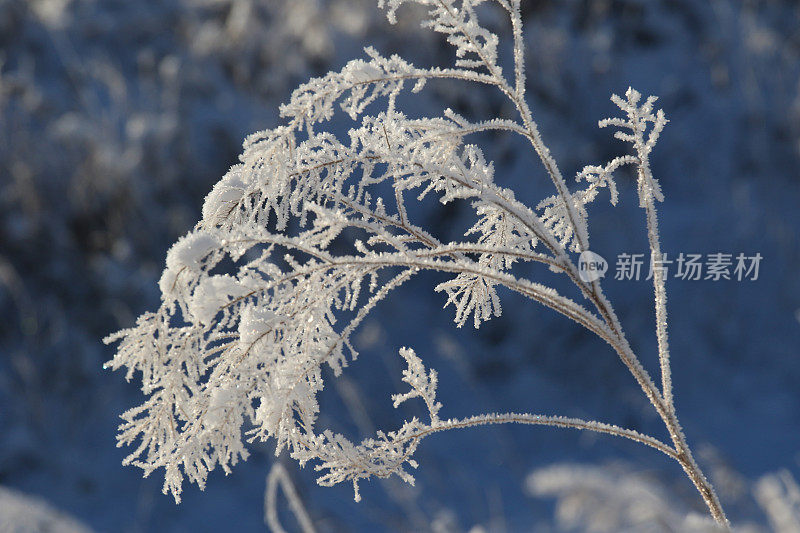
[585,279,730,528]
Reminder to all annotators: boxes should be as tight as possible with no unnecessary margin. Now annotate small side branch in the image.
[398,412,678,460]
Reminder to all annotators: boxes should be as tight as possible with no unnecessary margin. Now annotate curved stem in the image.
[551,248,728,526]
[395,412,678,460]
[588,281,730,528]
[491,39,729,524]
[265,463,316,533]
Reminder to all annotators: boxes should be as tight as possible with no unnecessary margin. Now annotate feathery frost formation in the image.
[105,1,729,527]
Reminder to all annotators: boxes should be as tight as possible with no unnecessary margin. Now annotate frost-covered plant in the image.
[265,463,315,533]
[527,463,800,533]
[754,470,800,533]
[0,485,93,533]
[526,463,729,533]
[105,0,729,527]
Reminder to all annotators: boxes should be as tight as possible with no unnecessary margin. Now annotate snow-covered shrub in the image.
[754,470,800,533]
[0,485,93,533]
[106,0,731,527]
[526,463,726,533]
[527,462,800,533]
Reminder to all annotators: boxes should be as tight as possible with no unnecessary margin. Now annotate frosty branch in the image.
[106,0,729,527]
